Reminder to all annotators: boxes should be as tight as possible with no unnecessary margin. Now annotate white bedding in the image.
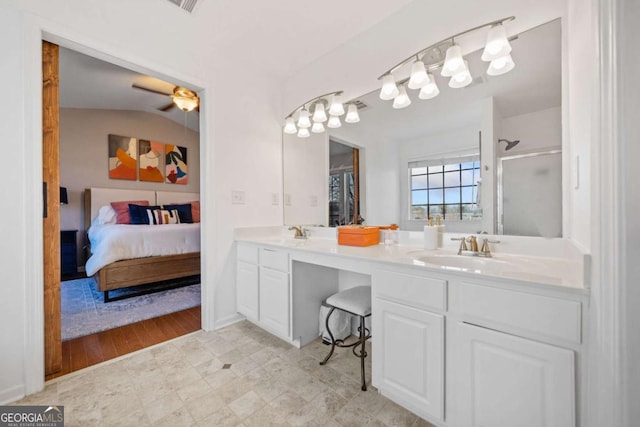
[85,223,201,276]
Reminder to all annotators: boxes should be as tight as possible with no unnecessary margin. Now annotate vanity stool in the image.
[320,286,372,391]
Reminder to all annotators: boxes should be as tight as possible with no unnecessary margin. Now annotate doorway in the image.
[42,39,206,380]
[329,140,361,226]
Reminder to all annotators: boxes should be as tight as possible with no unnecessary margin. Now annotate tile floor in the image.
[13,321,435,427]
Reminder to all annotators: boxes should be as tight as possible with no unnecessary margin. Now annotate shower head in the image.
[498,138,520,151]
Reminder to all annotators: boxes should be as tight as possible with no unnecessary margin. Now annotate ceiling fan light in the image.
[284,117,297,134]
[327,115,342,129]
[418,74,440,100]
[482,23,512,61]
[311,122,325,133]
[441,44,466,77]
[172,95,198,112]
[297,127,310,138]
[312,102,328,123]
[328,95,345,116]
[487,54,515,76]
[379,74,400,100]
[297,108,311,129]
[392,85,412,109]
[345,104,360,123]
[448,60,472,88]
[408,60,429,89]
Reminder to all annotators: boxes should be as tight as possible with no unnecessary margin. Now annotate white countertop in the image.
[236,232,588,293]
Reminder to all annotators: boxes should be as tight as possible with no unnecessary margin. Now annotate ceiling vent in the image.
[167,0,200,14]
[353,100,369,112]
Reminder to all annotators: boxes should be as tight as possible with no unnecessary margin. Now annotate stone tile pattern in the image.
[13,321,435,427]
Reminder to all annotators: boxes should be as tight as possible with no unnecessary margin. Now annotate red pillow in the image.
[110,200,150,224]
[190,200,200,223]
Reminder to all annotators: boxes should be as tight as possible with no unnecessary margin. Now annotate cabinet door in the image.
[259,267,290,338]
[237,261,259,322]
[454,322,575,427]
[373,298,444,422]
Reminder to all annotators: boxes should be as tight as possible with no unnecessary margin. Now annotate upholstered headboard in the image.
[84,188,199,230]
[156,191,199,205]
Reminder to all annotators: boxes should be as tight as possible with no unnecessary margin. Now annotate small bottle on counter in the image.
[424,217,438,250]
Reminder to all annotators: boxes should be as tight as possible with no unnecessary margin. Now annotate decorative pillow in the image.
[163,203,193,223]
[190,200,200,223]
[111,200,149,224]
[148,209,181,225]
[97,205,117,225]
[129,204,161,225]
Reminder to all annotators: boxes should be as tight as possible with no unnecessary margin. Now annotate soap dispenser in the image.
[424,217,438,250]
[436,215,445,247]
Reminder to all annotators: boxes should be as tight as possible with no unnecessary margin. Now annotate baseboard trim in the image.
[214,313,245,330]
[0,384,26,405]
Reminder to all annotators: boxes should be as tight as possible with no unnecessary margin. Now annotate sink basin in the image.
[414,253,520,274]
[262,237,309,247]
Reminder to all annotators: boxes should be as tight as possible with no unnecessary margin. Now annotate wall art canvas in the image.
[108,134,137,180]
[139,139,164,182]
[165,144,188,185]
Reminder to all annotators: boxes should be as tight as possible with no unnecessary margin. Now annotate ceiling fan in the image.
[131,83,199,112]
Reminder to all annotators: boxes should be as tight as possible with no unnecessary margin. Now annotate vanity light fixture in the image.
[377,16,515,107]
[283,90,359,138]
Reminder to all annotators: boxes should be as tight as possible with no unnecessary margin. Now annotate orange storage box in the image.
[337,226,380,247]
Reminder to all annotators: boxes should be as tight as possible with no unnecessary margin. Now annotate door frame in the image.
[22,17,214,394]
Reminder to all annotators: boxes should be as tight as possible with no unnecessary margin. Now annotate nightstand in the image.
[61,230,78,279]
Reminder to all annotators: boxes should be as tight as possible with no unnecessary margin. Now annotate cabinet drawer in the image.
[450,282,582,344]
[237,243,259,264]
[260,248,289,272]
[373,269,447,312]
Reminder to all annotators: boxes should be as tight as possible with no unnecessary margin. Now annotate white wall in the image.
[499,106,562,155]
[60,108,200,266]
[0,0,283,403]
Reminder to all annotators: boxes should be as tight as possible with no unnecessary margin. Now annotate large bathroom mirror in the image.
[283,19,562,237]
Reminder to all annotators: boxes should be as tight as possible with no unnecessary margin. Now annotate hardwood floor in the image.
[46,306,201,381]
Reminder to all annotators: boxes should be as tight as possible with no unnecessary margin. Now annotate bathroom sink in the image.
[415,253,517,273]
[262,237,309,247]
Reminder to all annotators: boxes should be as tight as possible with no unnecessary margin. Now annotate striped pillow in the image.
[147,209,181,225]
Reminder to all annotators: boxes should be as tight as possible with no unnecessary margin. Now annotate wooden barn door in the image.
[42,40,62,376]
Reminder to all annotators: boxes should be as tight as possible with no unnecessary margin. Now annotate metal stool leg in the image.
[358,315,367,391]
[320,306,337,366]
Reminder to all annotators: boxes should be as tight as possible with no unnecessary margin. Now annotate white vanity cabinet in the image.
[236,243,291,340]
[372,269,447,423]
[236,243,260,322]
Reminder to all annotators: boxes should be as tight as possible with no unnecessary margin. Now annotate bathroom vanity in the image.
[235,228,588,427]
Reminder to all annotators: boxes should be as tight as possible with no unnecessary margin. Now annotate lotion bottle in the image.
[424,217,437,250]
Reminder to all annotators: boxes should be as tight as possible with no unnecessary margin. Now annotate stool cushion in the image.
[326,286,371,316]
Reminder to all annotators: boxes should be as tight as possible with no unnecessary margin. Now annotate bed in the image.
[84,187,201,301]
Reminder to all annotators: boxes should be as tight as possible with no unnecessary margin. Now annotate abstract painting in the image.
[108,134,137,180]
[165,144,188,185]
[138,140,164,182]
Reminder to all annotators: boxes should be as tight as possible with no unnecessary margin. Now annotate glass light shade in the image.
[327,115,342,129]
[448,61,472,88]
[311,122,325,133]
[418,74,440,100]
[283,117,297,134]
[379,74,400,100]
[297,109,311,128]
[329,95,345,116]
[482,24,512,61]
[345,104,360,123]
[487,54,515,76]
[312,102,328,122]
[408,60,429,89]
[172,95,199,112]
[297,127,310,138]
[441,44,466,77]
[392,85,412,109]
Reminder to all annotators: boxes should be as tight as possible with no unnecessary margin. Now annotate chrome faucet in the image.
[288,226,308,239]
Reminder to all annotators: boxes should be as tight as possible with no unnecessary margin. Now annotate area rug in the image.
[61,277,200,341]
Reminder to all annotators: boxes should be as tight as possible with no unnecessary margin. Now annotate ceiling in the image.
[332,19,561,143]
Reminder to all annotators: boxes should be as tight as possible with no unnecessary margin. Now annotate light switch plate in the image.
[309,195,318,207]
[271,193,280,206]
[284,194,291,206]
[231,190,245,204]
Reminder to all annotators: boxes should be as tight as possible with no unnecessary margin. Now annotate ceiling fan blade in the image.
[159,102,176,112]
[132,83,172,97]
